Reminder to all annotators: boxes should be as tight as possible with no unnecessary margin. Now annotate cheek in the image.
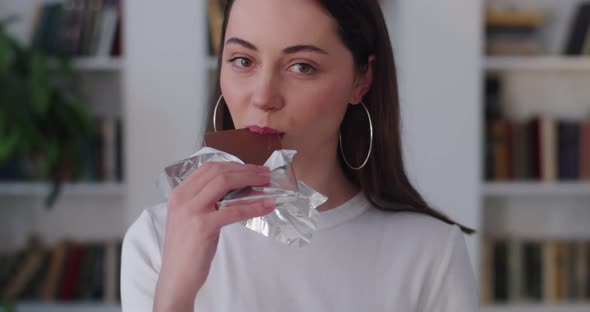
[287,79,352,125]
[220,69,248,125]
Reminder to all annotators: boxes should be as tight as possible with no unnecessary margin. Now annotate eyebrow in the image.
[225,37,329,55]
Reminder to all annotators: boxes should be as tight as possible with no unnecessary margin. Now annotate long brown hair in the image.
[209,0,475,234]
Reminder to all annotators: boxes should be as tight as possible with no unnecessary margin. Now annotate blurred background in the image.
[0,0,588,311]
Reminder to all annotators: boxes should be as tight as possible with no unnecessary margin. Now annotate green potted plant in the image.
[0,16,94,207]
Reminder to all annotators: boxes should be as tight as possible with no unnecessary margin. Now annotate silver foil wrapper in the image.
[156,147,327,247]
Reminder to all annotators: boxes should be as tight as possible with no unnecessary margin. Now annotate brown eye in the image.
[230,57,252,68]
[291,63,315,74]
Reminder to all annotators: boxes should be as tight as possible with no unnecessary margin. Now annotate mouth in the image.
[246,125,285,137]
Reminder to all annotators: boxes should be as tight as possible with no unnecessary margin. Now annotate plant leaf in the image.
[29,52,50,115]
[0,31,16,72]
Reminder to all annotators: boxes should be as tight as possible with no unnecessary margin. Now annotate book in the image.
[57,242,85,301]
[79,0,99,56]
[564,2,590,55]
[511,122,532,180]
[522,241,542,301]
[102,118,117,181]
[480,238,493,304]
[543,240,559,302]
[115,119,124,181]
[19,249,50,300]
[486,9,545,28]
[492,119,511,180]
[59,0,85,56]
[557,121,581,180]
[541,116,557,182]
[576,241,589,299]
[1,245,45,300]
[493,239,509,301]
[0,252,25,294]
[29,2,45,50]
[109,0,122,57]
[208,0,224,56]
[508,239,523,301]
[75,243,97,300]
[103,240,118,302]
[96,0,119,57]
[40,241,69,301]
[581,118,590,180]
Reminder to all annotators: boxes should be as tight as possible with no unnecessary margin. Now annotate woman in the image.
[121,0,479,311]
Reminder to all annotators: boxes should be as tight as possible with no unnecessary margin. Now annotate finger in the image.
[209,198,276,227]
[171,162,267,205]
[196,170,271,208]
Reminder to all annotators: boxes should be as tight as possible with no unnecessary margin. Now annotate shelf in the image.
[481,303,590,312]
[0,182,126,197]
[48,57,124,71]
[482,182,590,197]
[484,56,590,72]
[14,302,120,312]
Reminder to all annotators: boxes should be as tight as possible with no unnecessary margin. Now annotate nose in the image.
[251,69,285,112]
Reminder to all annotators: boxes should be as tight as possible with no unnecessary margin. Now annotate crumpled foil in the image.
[156,147,328,247]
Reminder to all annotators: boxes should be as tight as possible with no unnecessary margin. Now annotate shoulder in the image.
[122,203,168,262]
[363,206,464,243]
[360,206,469,265]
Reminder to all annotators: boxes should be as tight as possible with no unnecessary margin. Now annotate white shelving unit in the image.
[480,0,590,310]
[485,56,590,72]
[0,2,128,311]
[482,182,590,197]
[0,182,126,197]
[48,57,124,71]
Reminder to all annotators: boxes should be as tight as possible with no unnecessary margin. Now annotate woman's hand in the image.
[153,162,275,312]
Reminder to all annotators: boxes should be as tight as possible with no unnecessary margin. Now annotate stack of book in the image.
[484,116,590,182]
[0,238,122,303]
[485,7,545,56]
[484,76,590,182]
[0,117,124,183]
[481,238,590,304]
[30,0,123,57]
[81,117,124,183]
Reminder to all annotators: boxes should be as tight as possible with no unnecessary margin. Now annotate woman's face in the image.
[220,0,368,155]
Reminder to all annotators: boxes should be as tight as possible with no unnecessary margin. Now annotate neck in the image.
[291,144,359,212]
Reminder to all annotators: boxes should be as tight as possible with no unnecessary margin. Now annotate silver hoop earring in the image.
[213,95,223,132]
[339,102,373,170]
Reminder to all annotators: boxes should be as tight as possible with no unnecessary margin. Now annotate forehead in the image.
[226,0,341,49]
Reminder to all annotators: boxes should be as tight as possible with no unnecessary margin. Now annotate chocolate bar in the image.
[204,129,282,165]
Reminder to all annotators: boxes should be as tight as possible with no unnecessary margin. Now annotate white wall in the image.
[381,0,483,269]
[123,0,208,225]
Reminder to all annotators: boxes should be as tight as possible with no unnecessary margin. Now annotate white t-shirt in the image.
[121,192,479,311]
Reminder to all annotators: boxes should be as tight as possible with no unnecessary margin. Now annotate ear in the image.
[349,54,375,105]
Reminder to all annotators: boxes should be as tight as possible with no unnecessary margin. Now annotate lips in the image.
[246,125,285,136]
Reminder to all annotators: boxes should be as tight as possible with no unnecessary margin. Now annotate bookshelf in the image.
[0,0,126,311]
[480,0,590,310]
